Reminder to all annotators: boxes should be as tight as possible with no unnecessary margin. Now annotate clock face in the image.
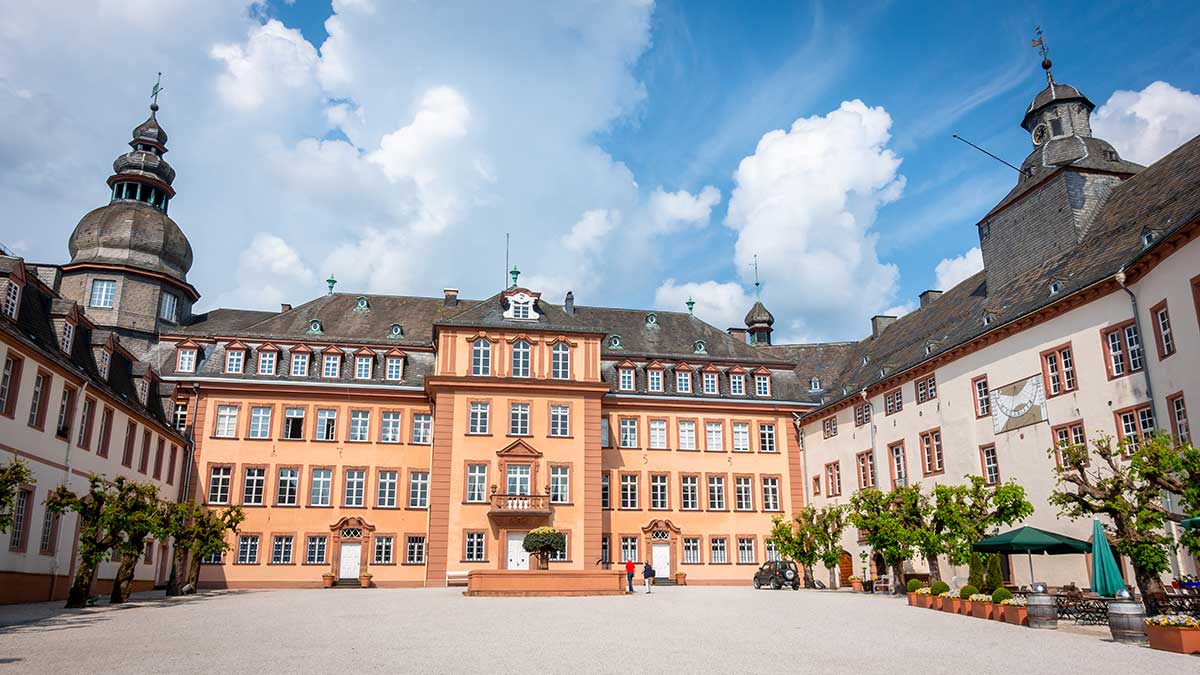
[1032,124,1049,146]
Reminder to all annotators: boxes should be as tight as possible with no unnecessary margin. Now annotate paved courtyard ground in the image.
[0,587,1193,673]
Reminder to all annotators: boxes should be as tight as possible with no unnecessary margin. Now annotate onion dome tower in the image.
[61,82,199,356]
[743,255,774,345]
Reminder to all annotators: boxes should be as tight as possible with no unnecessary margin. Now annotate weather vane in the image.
[1031,27,1053,84]
[752,254,761,299]
[151,72,164,110]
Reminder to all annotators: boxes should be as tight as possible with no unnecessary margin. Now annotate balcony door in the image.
[506,531,530,570]
[506,464,531,495]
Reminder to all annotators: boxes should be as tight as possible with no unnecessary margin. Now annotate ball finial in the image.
[1041,58,1052,72]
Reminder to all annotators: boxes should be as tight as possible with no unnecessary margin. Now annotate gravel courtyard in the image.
[0,587,1192,673]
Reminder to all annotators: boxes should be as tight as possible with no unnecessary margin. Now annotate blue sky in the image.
[3,1,1199,341]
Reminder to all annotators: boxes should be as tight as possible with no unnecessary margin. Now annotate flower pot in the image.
[851,580,863,592]
[971,601,993,619]
[940,598,958,613]
[322,575,335,588]
[675,572,687,586]
[916,594,930,608]
[959,599,973,615]
[991,604,1006,622]
[1003,605,1028,626]
[907,592,917,606]
[359,576,372,589]
[1146,625,1200,654]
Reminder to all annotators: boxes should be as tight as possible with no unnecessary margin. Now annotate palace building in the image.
[3,54,1197,599]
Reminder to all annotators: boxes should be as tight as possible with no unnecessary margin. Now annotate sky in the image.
[2,0,1199,343]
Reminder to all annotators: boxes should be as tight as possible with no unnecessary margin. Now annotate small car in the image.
[752,560,800,590]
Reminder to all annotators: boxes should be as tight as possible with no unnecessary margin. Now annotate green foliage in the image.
[967,551,984,589]
[906,578,923,593]
[167,502,245,563]
[930,580,949,596]
[769,509,820,568]
[984,553,1003,593]
[933,475,1034,566]
[522,526,566,556]
[848,488,912,568]
[1129,432,1200,558]
[959,584,979,599]
[991,587,1013,603]
[814,505,849,571]
[0,459,35,533]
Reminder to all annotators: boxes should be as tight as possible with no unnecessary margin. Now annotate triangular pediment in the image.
[496,438,543,458]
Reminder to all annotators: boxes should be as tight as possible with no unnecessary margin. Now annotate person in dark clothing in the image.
[642,562,655,594]
[625,559,635,592]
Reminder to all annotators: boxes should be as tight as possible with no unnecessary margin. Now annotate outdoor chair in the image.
[874,574,891,594]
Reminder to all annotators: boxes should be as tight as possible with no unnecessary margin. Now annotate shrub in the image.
[959,584,979,599]
[906,578,923,593]
[930,580,950,596]
[522,526,566,558]
[991,587,1013,603]
[967,552,984,589]
[983,554,1003,593]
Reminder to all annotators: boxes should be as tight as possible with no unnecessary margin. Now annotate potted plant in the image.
[358,573,372,588]
[914,586,932,608]
[905,578,923,605]
[322,572,335,588]
[1001,596,1028,626]
[675,571,687,586]
[940,589,961,613]
[990,588,1013,622]
[929,581,949,610]
[523,526,566,571]
[958,584,978,615]
[849,575,863,592]
[969,593,993,619]
[1145,614,1200,654]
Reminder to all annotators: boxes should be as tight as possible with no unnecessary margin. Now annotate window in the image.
[465,532,486,562]
[89,279,116,307]
[884,388,903,415]
[601,535,611,564]
[889,442,907,488]
[98,349,110,379]
[411,414,431,443]
[385,356,403,381]
[200,551,223,565]
[766,540,780,562]
[306,536,327,564]
[735,476,753,510]
[550,405,569,437]
[916,374,937,403]
[825,462,842,497]
[137,430,150,473]
[710,537,728,564]
[980,444,1000,485]
[236,535,259,564]
[271,536,294,564]
[1103,322,1143,378]
[509,403,530,436]
[619,418,637,448]
[281,407,305,439]
[755,374,770,396]
[973,376,990,417]
[208,466,232,504]
[379,412,401,443]
[648,369,663,392]
[1168,394,1190,443]
[406,536,426,564]
[159,292,178,322]
[707,476,726,510]
[224,349,244,374]
[683,537,700,564]
[701,421,722,451]
[810,377,821,391]
[650,474,668,509]
[550,466,569,503]
[290,352,309,377]
[316,409,337,440]
[738,538,756,564]
[551,342,570,380]
[242,467,265,505]
[354,355,372,380]
[0,356,18,417]
[511,340,530,378]
[377,470,398,507]
[466,464,488,503]
[257,351,276,375]
[675,370,691,393]
[97,408,113,457]
[758,424,776,453]
[26,371,47,427]
[249,407,271,439]
[620,536,638,563]
[507,465,530,496]
[39,509,59,555]
[681,475,699,510]
[550,534,568,562]
[469,402,489,434]
[702,372,718,395]
[856,451,876,489]
[472,338,491,376]
[1116,405,1155,453]
[374,536,394,564]
[822,416,837,439]
[59,321,74,353]
[920,429,944,475]
[649,419,667,449]
[276,468,299,505]
[409,472,429,508]
[620,473,638,509]
[214,405,238,438]
[77,397,94,448]
[600,473,611,509]
[1042,344,1077,395]
[730,373,745,396]
[344,470,366,507]
[678,420,696,450]
[601,417,610,447]
[854,403,871,427]
[322,353,341,378]
[812,476,821,495]
[310,468,332,506]
[762,477,780,511]
[349,410,370,441]
[511,299,532,320]
[8,489,30,552]
[121,421,136,467]
[171,402,188,432]
[618,368,634,391]
[1,281,20,319]
[1152,303,1175,359]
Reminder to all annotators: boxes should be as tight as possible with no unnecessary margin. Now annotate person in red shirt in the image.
[625,559,635,593]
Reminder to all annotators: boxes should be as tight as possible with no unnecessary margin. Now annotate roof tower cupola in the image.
[743,255,774,345]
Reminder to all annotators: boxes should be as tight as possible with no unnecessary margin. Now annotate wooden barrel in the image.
[1027,593,1057,629]
[1107,600,1148,645]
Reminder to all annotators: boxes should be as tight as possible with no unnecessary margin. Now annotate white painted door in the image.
[506,532,529,570]
[652,543,670,578]
[339,543,361,578]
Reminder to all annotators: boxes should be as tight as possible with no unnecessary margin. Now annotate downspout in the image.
[52,377,88,601]
[862,389,878,579]
[1115,268,1179,577]
[791,412,807,507]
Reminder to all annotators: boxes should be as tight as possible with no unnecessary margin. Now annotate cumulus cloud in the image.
[654,279,753,330]
[645,185,721,233]
[215,233,317,309]
[1093,81,1200,165]
[934,246,983,292]
[210,20,319,111]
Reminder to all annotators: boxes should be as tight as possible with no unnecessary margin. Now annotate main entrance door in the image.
[652,543,671,578]
[506,532,530,570]
[339,542,361,579]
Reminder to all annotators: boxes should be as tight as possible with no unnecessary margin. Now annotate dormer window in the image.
[618,368,635,391]
[645,313,658,326]
[1,280,20,320]
[1141,231,1156,248]
[308,319,323,334]
[137,379,148,405]
[177,348,197,373]
[99,349,111,380]
[693,340,707,355]
[878,367,887,379]
[355,355,373,380]
[322,352,342,378]
[59,321,75,353]
[609,335,623,349]
[257,350,276,375]
[501,291,541,321]
[861,355,869,366]
[511,300,532,320]
[702,371,718,395]
[809,377,821,391]
[354,296,370,312]
[388,323,403,338]
[224,348,244,374]
[385,355,404,381]
[982,313,994,327]
[755,374,771,397]
[1049,280,1064,296]
[647,367,663,392]
[675,370,691,394]
[924,343,935,356]
[730,373,745,396]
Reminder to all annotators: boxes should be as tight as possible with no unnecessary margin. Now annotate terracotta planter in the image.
[992,604,1006,622]
[959,599,973,615]
[322,575,334,588]
[1003,605,1028,626]
[972,601,993,619]
[359,576,372,588]
[916,594,931,608]
[940,598,958,613]
[1146,625,1200,654]
[675,572,687,586]
[851,580,863,592]
[907,592,917,606]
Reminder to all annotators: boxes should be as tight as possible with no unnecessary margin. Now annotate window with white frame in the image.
[707,475,726,510]
[550,466,569,503]
[600,473,610,509]
[99,349,110,380]
[374,536,394,564]
[310,468,332,506]
[981,444,1000,485]
[1155,307,1175,357]
[411,414,431,444]
[349,410,370,441]
[730,373,745,396]
[469,402,489,434]
[385,356,403,380]
[511,340,530,378]
[703,372,718,394]
[282,407,305,439]
[249,406,271,439]
[759,424,776,452]
[620,536,638,562]
[506,464,531,495]
[650,474,668,509]
[710,537,728,564]
[406,536,426,564]
[2,281,21,319]
[766,540,780,562]
[735,476,753,510]
[974,377,990,416]
[380,412,401,443]
[471,338,491,376]
[466,464,488,503]
[177,348,196,373]
[1104,324,1143,376]
[344,469,365,507]
[737,537,755,564]
[854,403,871,427]
[224,349,244,374]
[762,477,780,511]
[322,353,341,378]
[619,418,637,448]
[272,535,293,564]
[214,405,238,438]
[510,299,532,320]
[550,405,569,437]
[315,409,337,440]
[306,536,327,564]
[681,475,699,510]
[465,532,486,561]
[825,462,842,496]
[705,421,723,451]
[355,355,372,379]
[242,467,264,505]
[619,368,634,391]
[916,374,937,403]
[276,467,298,505]
[1043,346,1076,395]
[159,292,178,322]
[377,470,398,507]
[649,419,667,449]
[890,444,908,487]
[755,374,770,396]
[675,370,691,393]
[600,417,610,448]
[509,403,530,435]
[678,420,696,450]
[257,351,276,375]
[620,473,638,509]
[236,535,259,564]
[920,430,944,475]
[647,369,663,392]
[173,402,187,432]
[1118,406,1155,452]
[1170,396,1190,443]
[683,537,700,564]
[551,343,570,380]
[291,352,309,377]
[822,416,837,439]
[409,472,429,508]
[884,388,903,414]
[857,452,876,489]
[89,279,116,308]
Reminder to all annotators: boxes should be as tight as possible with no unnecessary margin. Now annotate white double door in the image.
[339,542,361,579]
[506,532,530,570]
[652,543,671,578]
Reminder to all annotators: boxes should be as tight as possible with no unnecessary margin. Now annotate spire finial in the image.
[686,296,695,315]
[1032,26,1053,85]
[752,254,761,299]
[509,264,520,288]
[326,273,336,295]
[150,72,164,112]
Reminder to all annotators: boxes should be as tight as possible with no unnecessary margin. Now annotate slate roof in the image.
[986,136,1143,218]
[1023,82,1093,124]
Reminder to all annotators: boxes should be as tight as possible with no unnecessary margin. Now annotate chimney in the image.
[280,303,292,313]
[564,291,575,316]
[870,315,897,338]
[727,327,748,343]
[918,290,943,308]
[443,288,459,308]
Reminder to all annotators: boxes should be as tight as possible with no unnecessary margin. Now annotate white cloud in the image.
[934,246,983,292]
[1093,81,1200,165]
[214,232,317,309]
[654,279,752,330]
[210,19,319,111]
[645,185,720,232]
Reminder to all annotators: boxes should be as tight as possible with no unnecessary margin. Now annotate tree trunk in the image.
[109,551,138,604]
[1133,564,1167,616]
[65,559,97,609]
[828,566,838,590]
[167,546,189,596]
[802,564,815,588]
[926,554,942,582]
[187,553,202,592]
[891,561,905,595]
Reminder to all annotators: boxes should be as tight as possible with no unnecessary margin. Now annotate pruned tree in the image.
[46,475,121,608]
[892,484,943,582]
[768,508,820,588]
[1,458,35,533]
[184,505,245,591]
[813,505,849,589]
[106,480,163,604]
[1131,431,1200,558]
[934,475,1033,569]
[848,488,911,594]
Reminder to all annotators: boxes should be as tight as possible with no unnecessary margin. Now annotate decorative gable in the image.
[495,438,543,459]
[501,288,542,321]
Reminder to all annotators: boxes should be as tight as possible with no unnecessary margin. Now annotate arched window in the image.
[551,342,570,380]
[511,340,531,378]
[809,377,820,391]
[471,338,491,376]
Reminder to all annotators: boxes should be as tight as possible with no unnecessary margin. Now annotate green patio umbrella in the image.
[1182,517,1200,530]
[972,526,1091,585]
[1090,520,1124,596]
